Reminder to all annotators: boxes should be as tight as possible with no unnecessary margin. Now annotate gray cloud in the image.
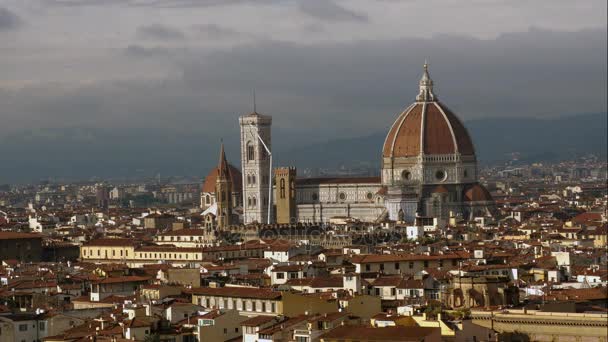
[124,44,174,58]
[0,19,606,181]
[3,28,605,136]
[43,0,279,8]
[136,23,185,40]
[0,7,22,31]
[298,0,368,22]
[193,24,249,40]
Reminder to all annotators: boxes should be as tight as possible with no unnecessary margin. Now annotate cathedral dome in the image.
[202,164,242,193]
[382,63,475,159]
[463,183,493,202]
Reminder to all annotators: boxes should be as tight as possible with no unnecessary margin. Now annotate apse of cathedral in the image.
[201,63,494,225]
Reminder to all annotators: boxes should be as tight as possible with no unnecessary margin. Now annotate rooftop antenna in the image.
[253,89,257,113]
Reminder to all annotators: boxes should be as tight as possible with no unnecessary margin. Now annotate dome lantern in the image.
[416,61,437,102]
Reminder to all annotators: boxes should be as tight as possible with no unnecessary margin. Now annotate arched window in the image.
[246,141,255,161]
[247,175,251,185]
[252,197,257,207]
[248,197,252,207]
[205,195,211,204]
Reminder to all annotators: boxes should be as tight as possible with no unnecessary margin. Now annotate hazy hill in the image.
[0,112,605,183]
[278,112,607,167]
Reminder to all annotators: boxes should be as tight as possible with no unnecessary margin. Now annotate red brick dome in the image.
[202,164,242,193]
[382,63,475,159]
[463,183,493,202]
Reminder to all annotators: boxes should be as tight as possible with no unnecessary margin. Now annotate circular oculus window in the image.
[435,170,447,181]
[402,170,412,180]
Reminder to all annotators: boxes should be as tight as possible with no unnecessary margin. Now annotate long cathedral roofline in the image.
[296,176,381,186]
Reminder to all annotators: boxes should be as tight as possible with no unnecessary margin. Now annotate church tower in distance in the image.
[215,143,233,228]
[275,167,297,224]
[239,110,272,224]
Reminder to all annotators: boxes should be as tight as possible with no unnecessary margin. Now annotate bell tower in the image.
[239,110,272,224]
[274,167,297,224]
[215,143,233,228]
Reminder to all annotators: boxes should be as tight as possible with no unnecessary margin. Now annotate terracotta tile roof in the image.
[350,251,469,264]
[572,212,604,224]
[136,246,202,253]
[258,315,309,335]
[286,277,343,288]
[241,315,277,327]
[82,238,137,247]
[0,232,43,240]
[544,287,608,302]
[202,241,266,252]
[371,276,403,287]
[158,229,213,236]
[92,276,152,284]
[272,264,304,272]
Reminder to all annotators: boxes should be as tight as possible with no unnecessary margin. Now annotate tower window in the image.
[247,142,255,161]
[280,178,286,199]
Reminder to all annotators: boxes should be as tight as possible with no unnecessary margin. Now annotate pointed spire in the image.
[416,60,437,102]
[218,141,229,179]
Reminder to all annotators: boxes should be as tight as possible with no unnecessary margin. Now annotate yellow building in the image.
[80,238,274,267]
[190,287,382,318]
[194,309,248,342]
[469,309,608,342]
[154,228,216,247]
[80,238,205,267]
[190,287,283,317]
[412,313,456,339]
[350,252,467,276]
[80,238,136,262]
[140,284,183,301]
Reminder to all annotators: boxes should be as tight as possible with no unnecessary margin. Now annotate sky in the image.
[0,0,606,182]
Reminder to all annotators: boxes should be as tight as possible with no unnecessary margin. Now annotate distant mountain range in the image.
[278,112,607,168]
[0,112,605,183]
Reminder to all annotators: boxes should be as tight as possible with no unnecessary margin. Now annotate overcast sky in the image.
[0,0,606,181]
